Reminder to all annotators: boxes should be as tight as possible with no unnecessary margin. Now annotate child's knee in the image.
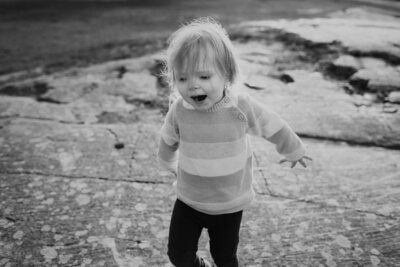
[214,258,239,267]
[168,249,197,267]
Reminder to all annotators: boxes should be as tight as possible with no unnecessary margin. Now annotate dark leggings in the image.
[168,199,243,267]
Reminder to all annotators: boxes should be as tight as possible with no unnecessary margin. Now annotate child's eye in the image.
[200,75,210,80]
[178,77,187,82]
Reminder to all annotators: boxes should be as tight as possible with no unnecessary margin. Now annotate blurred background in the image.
[1,0,399,75]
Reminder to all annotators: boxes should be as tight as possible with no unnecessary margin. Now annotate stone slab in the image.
[239,8,400,58]
[252,136,400,218]
[1,171,399,266]
[1,6,400,267]
[0,119,168,184]
[239,70,400,148]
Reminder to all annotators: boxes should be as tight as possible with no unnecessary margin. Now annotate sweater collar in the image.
[182,89,236,112]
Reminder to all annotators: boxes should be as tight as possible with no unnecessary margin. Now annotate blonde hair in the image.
[164,17,240,91]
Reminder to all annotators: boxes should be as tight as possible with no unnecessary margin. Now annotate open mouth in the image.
[191,95,207,102]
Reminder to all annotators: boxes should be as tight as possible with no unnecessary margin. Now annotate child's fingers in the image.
[303,156,313,161]
[280,158,309,168]
[299,159,307,168]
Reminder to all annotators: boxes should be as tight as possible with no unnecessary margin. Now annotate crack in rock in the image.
[297,133,400,150]
[1,171,166,185]
[0,80,50,98]
[258,185,399,220]
[0,115,84,124]
[106,128,120,142]
[253,153,399,220]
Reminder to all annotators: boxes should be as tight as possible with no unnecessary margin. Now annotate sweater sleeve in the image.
[244,95,306,162]
[158,101,180,172]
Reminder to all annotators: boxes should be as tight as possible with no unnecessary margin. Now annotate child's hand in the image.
[279,156,312,168]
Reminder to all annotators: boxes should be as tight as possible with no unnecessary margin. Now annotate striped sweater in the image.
[158,90,306,215]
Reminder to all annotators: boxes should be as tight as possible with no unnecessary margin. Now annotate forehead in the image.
[174,41,218,73]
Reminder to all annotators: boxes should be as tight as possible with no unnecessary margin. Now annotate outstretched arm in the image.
[242,94,312,168]
[265,122,313,168]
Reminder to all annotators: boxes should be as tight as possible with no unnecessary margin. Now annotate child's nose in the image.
[189,79,200,90]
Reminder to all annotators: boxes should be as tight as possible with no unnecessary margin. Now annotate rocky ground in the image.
[1,6,400,267]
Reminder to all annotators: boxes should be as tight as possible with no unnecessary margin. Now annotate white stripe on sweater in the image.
[179,142,252,177]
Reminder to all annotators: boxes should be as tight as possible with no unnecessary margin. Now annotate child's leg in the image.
[168,199,208,267]
[207,210,243,267]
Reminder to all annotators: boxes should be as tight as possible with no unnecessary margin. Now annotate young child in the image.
[158,18,311,267]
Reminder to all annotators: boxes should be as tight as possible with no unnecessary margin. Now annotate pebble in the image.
[370,255,380,266]
[13,231,24,240]
[335,235,351,249]
[363,93,378,102]
[40,247,58,262]
[387,91,400,104]
[41,225,51,232]
[114,142,125,149]
[371,248,380,255]
[76,194,91,206]
[381,105,398,114]
[135,203,147,211]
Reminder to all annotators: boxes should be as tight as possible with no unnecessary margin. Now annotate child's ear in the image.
[223,77,228,86]
[224,78,231,88]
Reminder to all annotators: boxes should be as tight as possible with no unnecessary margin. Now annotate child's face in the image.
[174,48,226,111]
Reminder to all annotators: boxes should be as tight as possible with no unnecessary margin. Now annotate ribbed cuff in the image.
[158,157,178,173]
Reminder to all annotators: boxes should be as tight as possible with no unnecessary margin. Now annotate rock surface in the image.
[1,7,400,267]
